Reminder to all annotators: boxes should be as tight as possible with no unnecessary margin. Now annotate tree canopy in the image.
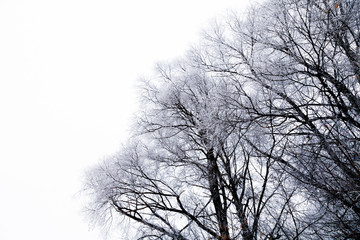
[84,0,360,239]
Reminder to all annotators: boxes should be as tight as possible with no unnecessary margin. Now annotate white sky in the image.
[0,0,251,239]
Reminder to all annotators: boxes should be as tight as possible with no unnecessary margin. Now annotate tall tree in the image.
[84,0,360,239]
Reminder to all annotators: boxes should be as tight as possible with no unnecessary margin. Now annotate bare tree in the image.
[84,0,360,239]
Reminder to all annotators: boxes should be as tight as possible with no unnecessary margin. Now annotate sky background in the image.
[0,0,251,239]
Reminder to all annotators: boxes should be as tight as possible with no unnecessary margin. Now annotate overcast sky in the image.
[0,1,251,239]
